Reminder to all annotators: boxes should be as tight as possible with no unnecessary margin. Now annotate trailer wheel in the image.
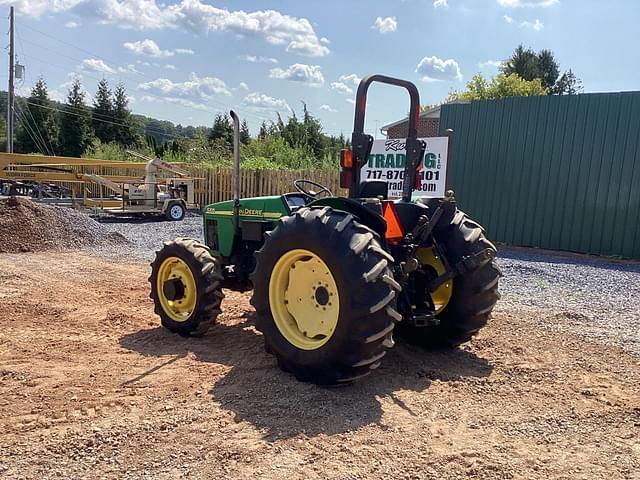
[165,201,185,221]
[149,238,224,336]
[251,207,401,385]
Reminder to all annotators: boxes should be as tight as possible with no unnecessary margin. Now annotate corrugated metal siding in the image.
[439,92,640,259]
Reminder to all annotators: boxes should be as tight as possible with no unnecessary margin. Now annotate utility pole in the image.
[7,5,14,153]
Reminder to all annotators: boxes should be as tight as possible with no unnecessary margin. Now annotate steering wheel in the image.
[293,179,333,199]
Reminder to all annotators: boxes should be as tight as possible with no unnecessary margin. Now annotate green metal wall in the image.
[439,92,640,259]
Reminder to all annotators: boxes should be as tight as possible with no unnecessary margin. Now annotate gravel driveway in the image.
[95,212,640,356]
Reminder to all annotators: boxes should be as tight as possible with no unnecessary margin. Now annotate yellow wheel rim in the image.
[156,256,197,322]
[269,249,340,350]
[416,247,453,314]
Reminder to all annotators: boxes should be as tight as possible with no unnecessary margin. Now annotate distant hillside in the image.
[0,90,212,145]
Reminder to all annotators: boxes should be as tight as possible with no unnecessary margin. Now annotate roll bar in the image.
[351,74,426,202]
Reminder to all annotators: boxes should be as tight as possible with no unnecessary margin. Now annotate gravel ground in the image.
[496,246,640,356]
[92,211,203,261]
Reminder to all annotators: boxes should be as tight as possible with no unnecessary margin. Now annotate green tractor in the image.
[149,75,501,385]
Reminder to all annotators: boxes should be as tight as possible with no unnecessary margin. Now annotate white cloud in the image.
[124,39,193,58]
[372,16,397,34]
[478,60,502,68]
[346,98,356,105]
[164,64,176,70]
[503,14,514,23]
[238,82,249,91]
[239,54,279,64]
[140,95,208,110]
[520,19,544,30]
[330,82,353,95]
[497,0,558,6]
[81,58,115,74]
[416,55,463,82]
[286,38,329,57]
[433,0,448,7]
[269,63,324,87]
[138,72,232,99]
[319,104,337,113]
[242,92,291,112]
[2,1,330,57]
[338,73,361,87]
[0,0,82,18]
[65,20,80,28]
[117,63,138,73]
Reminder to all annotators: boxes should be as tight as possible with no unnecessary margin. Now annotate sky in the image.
[1,0,638,138]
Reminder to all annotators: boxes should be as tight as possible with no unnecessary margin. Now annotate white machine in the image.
[83,153,196,221]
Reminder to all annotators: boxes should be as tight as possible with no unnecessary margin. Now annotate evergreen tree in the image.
[258,121,269,139]
[537,49,560,92]
[92,78,114,144]
[208,113,234,149]
[15,77,58,155]
[112,83,138,146]
[501,45,540,82]
[553,69,583,95]
[239,119,250,145]
[502,44,580,94]
[59,79,92,157]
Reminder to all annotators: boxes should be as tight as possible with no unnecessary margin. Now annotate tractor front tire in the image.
[251,207,401,385]
[149,238,224,336]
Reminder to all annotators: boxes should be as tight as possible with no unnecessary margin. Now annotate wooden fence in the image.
[3,161,345,207]
[189,167,345,207]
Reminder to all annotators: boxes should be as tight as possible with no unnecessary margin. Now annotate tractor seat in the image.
[358,180,389,200]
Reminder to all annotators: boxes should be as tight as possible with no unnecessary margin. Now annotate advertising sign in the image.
[360,137,449,198]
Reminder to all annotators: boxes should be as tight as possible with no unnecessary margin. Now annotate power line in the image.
[15,24,349,138]
[14,26,344,133]
[15,103,50,155]
[21,102,55,155]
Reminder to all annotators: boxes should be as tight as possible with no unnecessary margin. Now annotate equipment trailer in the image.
[150,75,501,385]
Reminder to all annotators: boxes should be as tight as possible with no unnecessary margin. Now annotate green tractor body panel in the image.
[203,195,290,256]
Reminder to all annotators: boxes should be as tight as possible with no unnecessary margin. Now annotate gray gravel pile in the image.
[0,197,129,253]
[496,246,640,355]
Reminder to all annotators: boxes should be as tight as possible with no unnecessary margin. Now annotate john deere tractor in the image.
[149,75,501,385]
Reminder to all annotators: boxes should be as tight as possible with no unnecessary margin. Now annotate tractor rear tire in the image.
[149,238,224,336]
[402,209,501,348]
[251,206,401,385]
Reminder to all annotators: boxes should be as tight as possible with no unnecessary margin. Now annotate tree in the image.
[447,73,548,102]
[92,78,114,144]
[258,121,269,139]
[501,45,541,83]
[15,77,58,155]
[112,83,138,147]
[502,44,580,94]
[240,119,250,145]
[208,113,234,149]
[59,79,92,157]
[536,49,560,92]
[553,69,583,95]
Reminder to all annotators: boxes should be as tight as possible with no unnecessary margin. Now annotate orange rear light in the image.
[340,149,353,168]
[382,201,404,244]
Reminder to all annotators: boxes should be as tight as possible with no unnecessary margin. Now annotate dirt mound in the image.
[0,196,130,253]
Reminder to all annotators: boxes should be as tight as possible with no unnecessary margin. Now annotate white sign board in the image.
[360,137,449,198]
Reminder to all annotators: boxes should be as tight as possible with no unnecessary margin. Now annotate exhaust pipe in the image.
[230,110,241,235]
